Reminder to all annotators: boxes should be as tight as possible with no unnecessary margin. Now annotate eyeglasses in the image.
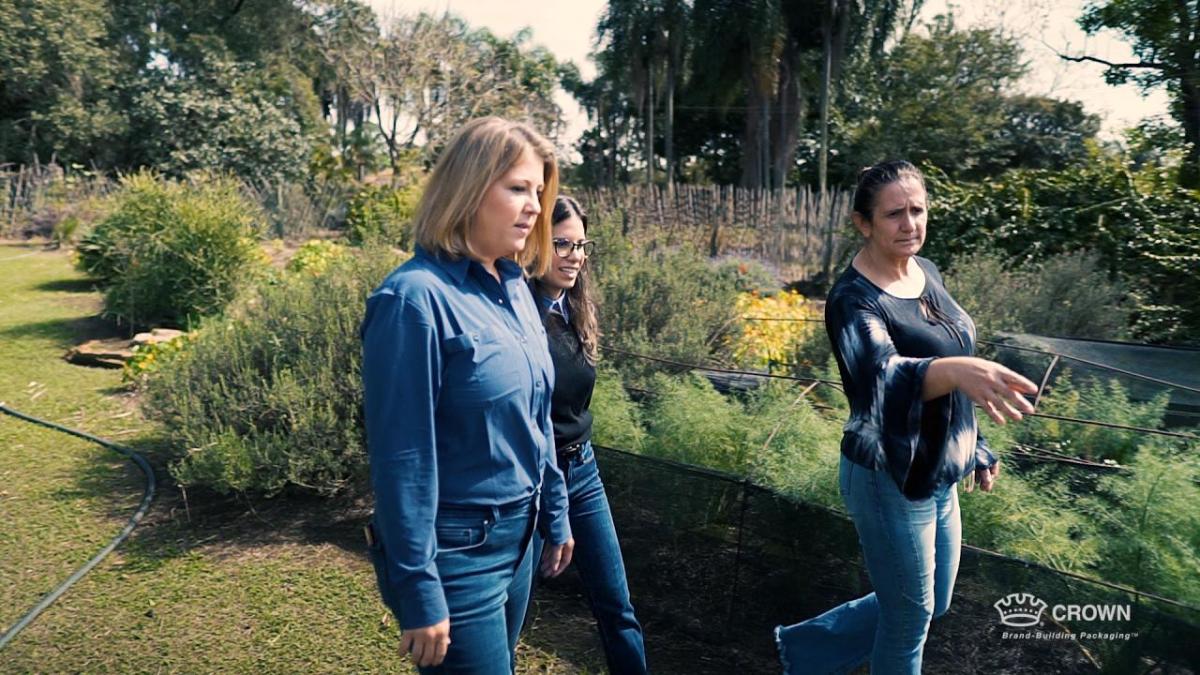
[552,238,596,258]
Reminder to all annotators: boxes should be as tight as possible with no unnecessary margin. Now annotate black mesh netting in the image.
[542,445,1200,674]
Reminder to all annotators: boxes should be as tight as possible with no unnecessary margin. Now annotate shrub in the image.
[286,239,347,276]
[643,373,750,474]
[345,183,421,247]
[744,380,845,510]
[1081,440,1200,607]
[143,246,407,495]
[943,246,1131,340]
[590,365,646,452]
[713,256,782,295]
[588,215,744,384]
[77,172,265,328]
[959,462,1100,572]
[122,332,198,383]
[1015,373,1170,464]
[924,161,1200,343]
[732,291,821,370]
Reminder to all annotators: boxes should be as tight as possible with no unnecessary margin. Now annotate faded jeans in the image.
[774,455,961,674]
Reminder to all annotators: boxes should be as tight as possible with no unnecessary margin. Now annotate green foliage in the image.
[832,15,1027,180]
[0,0,125,166]
[344,183,421,246]
[713,257,782,295]
[959,463,1100,572]
[1016,374,1171,464]
[943,246,1132,340]
[122,333,197,383]
[644,373,748,473]
[590,366,646,452]
[1081,441,1200,607]
[744,381,844,511]
[144,246,407,495]
[126,53,313,183]
[77,172,265,328]
[925,159,1200,342]
[589,216,743,383]
[286,239,347,276]
[1079,0,1200,185]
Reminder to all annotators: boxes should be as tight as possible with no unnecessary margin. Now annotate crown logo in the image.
[994,593,1048,627]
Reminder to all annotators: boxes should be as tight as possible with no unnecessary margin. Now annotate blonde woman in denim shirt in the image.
[774,161,1038,674]
[362,117,574,673]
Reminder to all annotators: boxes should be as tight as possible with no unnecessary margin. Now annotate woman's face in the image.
[540,213,587,295]
[468,145,544,265]
[854,177,927,260]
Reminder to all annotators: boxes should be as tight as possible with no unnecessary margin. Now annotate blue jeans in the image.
[529,441,648,674]
[775,455,961,675]
[415,498,537,674]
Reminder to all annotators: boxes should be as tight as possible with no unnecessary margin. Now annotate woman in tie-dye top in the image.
[774,160,1039,675]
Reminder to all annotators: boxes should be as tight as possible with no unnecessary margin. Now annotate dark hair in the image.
[542,195,599,363]
[852,160,925,220]
[552,195,588,232]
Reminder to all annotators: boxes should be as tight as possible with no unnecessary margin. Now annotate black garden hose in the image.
[0,403,155,650]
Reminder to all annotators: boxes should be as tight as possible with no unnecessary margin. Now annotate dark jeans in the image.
[529,441,648,674]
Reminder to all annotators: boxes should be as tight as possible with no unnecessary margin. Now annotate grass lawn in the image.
[0,242,604,673]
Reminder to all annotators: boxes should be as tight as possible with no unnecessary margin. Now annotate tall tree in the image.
[825,15,1030,180]
[1070,0,1200,186]
[320,11,564,176]
[0,0,125,165]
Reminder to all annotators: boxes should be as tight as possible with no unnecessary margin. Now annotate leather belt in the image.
[557,441,586,460]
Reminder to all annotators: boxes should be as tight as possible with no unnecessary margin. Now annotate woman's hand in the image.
[400,618,451,667]
[540,537,575,577]
[965,459,1001,493]
[928,357,1038,425]
[957,358,1038,424]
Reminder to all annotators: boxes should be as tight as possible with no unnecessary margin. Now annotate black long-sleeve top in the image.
[825,256,996,500]
[530,282,595,450]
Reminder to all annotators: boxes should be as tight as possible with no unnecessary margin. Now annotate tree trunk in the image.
[770,43,803,190]
[666,57,676,187]
[1181,77,1200,188]
[741,82,771,189]
[646,71,656,188]
[819,0,837,280]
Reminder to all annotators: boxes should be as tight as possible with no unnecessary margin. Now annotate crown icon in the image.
[994,593,1048,627]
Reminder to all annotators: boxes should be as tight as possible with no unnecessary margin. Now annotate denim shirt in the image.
[361,246,571,629]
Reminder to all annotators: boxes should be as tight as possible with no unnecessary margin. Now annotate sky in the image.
[381,0,1171,147]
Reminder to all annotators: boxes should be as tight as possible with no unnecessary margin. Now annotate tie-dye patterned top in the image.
[825,256,996,500]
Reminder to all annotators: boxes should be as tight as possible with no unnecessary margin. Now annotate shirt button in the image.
[498,298,504,304]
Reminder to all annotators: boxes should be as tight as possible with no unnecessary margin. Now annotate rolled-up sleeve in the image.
[361,291,446,630]
[828,293,936,489]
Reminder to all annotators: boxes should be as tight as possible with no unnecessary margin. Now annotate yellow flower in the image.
[731,291,819,370]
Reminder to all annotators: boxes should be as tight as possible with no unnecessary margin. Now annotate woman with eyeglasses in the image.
[524,196,648,674]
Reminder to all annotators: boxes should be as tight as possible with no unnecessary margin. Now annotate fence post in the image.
[726,478,753,633]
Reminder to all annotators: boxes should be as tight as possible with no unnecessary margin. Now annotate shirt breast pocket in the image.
[441,325,523,404]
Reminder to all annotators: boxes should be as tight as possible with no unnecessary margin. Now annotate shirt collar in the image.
[539,291,568,321]
[415,245,523,286]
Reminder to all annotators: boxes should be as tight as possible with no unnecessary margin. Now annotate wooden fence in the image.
[578,184,857,281]
[0,163,114,238]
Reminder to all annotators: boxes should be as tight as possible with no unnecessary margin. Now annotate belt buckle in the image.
[558,442,583,460]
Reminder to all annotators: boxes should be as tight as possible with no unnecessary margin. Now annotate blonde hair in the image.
[412,117,559,277]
